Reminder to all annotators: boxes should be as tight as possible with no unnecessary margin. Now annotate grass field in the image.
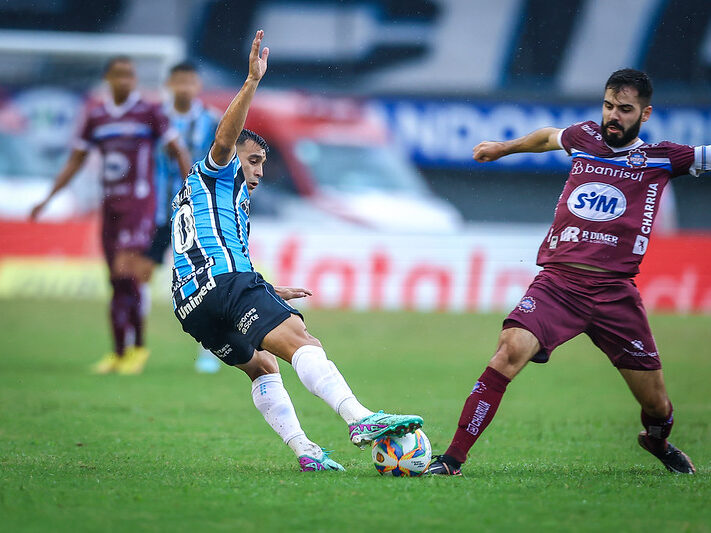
[1,299,709,532]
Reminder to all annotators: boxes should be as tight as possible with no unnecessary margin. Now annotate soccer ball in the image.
[372,429,432,477]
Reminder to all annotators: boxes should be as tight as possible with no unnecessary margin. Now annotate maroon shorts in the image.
[101,201,155,268]
[504,264,661,371]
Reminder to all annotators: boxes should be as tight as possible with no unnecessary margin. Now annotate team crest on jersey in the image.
[517,296,536,313]
[240,197,250,216]
[626,149,648,169]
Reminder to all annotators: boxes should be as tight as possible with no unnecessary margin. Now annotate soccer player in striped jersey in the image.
[31,55,192,374]
[170,30,423,471]
[133,61,222,373]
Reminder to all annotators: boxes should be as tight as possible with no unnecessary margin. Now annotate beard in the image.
[601,113,643,148]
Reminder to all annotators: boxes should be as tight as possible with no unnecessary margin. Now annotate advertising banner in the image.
[1,219,710,314]
[374,99,711,171]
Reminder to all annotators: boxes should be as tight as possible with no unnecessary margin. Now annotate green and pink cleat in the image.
[349,410,424,449]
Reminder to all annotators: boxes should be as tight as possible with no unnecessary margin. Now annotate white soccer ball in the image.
[372,429,432,477]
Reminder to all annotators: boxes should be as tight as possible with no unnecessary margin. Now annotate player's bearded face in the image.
[601,112,643,148]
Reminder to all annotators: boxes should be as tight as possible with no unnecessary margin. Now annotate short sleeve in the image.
[689,145,711,177]
[197,149,241,180]
[559,121,595,156]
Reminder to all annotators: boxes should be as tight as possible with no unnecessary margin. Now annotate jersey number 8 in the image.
[173,204,196,254]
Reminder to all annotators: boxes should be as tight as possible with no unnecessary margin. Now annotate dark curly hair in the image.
[605,69,653,106]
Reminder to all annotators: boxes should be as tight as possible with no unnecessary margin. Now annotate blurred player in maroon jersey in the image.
[31,56,191,374]
[427,69,709,476]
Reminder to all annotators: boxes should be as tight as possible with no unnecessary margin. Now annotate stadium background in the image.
[1,0,710,313]
[0,1,710,531]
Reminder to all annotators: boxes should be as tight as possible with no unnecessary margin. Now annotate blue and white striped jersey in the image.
[170,152,252,307]
[155,100,219,225]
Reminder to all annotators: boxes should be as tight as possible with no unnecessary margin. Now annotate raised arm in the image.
[210,30,269,166]
[473,127,563,163]
[30,148,88,220]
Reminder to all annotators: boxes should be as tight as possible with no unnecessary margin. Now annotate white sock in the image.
[140,283,151,318]
[251,373,321,458]
[291,345,373,425]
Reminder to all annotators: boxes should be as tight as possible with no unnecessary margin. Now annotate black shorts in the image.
[144,223,172,264]
[174,271,302,366]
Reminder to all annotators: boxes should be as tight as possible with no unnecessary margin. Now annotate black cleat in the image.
[637,431,696,474]
[425,454,462,476]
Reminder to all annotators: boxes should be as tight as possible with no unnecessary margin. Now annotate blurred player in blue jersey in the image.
[135,61,223,373]
[170,30,423,471]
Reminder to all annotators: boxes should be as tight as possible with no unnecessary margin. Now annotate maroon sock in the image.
[641,403,673,454]
[126,280,144,347]
[110,279,133,356]
[445,366,511,464]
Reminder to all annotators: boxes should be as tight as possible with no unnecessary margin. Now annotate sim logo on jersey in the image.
[567,182,627,221]
[517,296,536,313]
[627,149,648,169]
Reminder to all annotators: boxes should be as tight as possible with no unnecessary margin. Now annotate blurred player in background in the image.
[171,30,422,471]
[31,56,191,374]
[133,61,222,373]
[427,69,708,476]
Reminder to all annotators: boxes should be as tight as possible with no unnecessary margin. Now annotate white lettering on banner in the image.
[249,226,543,313]
[2,227,711,314]
[376,100,711,168]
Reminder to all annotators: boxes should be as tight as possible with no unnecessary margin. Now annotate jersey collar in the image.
[104,90,141,118]
[605,137,644,153]
[166,98,204,120]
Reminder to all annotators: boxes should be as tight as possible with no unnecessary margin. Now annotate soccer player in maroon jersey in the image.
[427,69,708,476]
[30,56,191,374]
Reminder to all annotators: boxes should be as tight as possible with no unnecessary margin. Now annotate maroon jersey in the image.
[538,121,706,275]
[74,91,177,211]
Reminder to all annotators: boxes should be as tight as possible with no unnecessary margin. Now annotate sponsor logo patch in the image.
[571,160,644,182]
[567,182,627,222]
[176,278,216,320]
[240,197,250,216]
[213,344,233,359]
[623,338,658,358]
[237,307,260,335]
[633,235,649,255]
[172,257,216,293]
[517,296,536,313]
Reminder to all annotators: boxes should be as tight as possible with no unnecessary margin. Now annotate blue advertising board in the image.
[374,99,711,171]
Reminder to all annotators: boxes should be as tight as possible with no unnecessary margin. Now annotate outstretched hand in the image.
[275,287,313,301]
[248,30,269,81]
[473,141,508,163]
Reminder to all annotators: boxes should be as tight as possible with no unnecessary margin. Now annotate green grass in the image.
[1,299,709,532]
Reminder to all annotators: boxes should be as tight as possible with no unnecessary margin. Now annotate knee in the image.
[489,329,538,378]
[641,395,670,419]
